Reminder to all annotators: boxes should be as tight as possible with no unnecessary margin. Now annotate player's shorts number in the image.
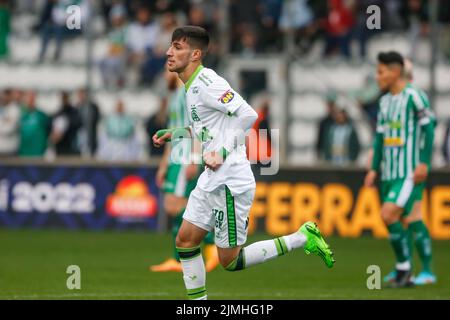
[213,209,224,229]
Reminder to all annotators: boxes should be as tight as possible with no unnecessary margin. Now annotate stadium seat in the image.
[289,121,316,147]
[289,149,316,165]
[290,94,327,120]
[435,95,450,118]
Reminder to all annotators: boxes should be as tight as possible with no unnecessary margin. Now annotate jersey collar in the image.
[185,64,204,92]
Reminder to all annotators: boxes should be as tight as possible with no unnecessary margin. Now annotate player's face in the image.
[376,63,400,91]
[166,39,192,73]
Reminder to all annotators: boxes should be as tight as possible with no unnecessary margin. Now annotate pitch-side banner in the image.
[0,164,160,230]
[1,164,449,239]
[251,167,450,239]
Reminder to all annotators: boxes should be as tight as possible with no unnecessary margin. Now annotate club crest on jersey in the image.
[219,90,234,104]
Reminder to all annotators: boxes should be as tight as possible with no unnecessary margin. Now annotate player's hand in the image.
[413,163,428,184]
[364,170,377,188]
[203,151,224,171]
[156,166,167,188]
[185,163,199,181]
[152,131,171,148]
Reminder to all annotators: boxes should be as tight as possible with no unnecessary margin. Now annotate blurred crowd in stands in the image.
[1,0,450,66]
[1,0,450,166]
[0,87,149,160]
[0,86,280,163]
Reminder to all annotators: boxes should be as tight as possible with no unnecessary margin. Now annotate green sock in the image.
[408,221,433,273]
[406,225,414,266]
[387,222,410,265]
[171,211,184,261]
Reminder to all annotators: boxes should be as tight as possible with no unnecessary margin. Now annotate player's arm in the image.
[152,127,192,147]
[199,76,258,170]
[412,91,435,183]
[204,103,258,170]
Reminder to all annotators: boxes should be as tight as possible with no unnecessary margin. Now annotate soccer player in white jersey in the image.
[152,26,334,300]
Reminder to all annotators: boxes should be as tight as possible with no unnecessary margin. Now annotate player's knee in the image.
[175,232,196,248]
[219,256,233,269]
[381,208,398,225]
[221,250,244,272]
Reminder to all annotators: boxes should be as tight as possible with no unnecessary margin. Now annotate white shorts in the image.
[183,185,255,248]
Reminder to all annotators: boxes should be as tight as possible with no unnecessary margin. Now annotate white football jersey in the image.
[185,65,256,195]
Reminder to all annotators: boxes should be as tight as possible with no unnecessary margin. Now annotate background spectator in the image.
[323,106,360,166]
[0,0,10,60]
[19,91,51,157]
[247,96,272,166]
[323,0,355,59]
[38,0,83,62]
[316,91,337,161]
[75,88,100,157]
[352,73,382,132]
[145,95,168,157]
[99,5,128,88]
[0,89,20,156]
[279,0,314,54]
[141,10,178,84]
[126,5,159,85]
[399,0,430,61]
[97,99,139,161]
[50,91,81,156]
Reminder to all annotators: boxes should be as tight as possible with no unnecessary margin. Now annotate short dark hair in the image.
[377,51,405,67]
[171,26,209,56]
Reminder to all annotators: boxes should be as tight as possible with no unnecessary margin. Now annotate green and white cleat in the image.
[299,222,335,268]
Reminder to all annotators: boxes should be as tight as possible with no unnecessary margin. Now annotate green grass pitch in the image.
[1,229,449,299]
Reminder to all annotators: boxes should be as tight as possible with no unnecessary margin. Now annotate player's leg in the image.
[150,163,187,272]
[405,200,436,285]
[203,231,219,272]
[214,186,334,271]
[184,169,219,272]
[150,194,186,272]
[176,187,214,300]
[176,219,209,300]
[380,180,414,287]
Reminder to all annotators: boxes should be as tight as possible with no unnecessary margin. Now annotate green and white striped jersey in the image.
[168,87,190,165]
[376,83,435,181]
[168,87,188,129]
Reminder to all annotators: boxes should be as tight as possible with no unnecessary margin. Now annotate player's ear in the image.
[190,48,202,62]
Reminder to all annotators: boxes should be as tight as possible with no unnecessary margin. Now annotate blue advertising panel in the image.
[0,164,160,230]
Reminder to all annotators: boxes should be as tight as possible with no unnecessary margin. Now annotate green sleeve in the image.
[155,127,191,142]
[371,132,383,172]
[412,88,435,169]
[419,122,435,169]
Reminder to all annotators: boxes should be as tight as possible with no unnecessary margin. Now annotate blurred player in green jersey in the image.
[365,51,436,287]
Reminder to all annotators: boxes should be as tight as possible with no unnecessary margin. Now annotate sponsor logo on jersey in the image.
[106,176,158,218]
[388,121,402,129]
[219,90,234,104]
[383,137,404,147]
[191,106,201,122]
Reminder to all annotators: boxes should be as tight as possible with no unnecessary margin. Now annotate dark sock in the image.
[387,222,410,265]
[408,221,433,273]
